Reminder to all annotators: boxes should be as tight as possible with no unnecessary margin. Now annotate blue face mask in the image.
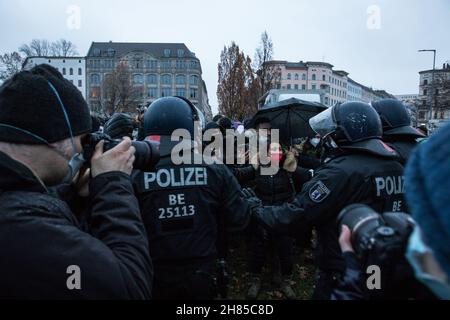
[406,227,450,300]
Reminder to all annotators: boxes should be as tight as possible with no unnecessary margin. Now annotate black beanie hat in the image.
[0,64,91,144]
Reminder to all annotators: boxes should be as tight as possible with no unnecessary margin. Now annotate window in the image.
[176,60,187,69]
[423,89,427,96]
[302,74,306,81]
[90,87,100,98]
[90,74,100,85]
[176,75,186,85]
[436,89,439,95]
[295,74,299,80]
[312,74,316,81]
[78,80,82,87]
[69,68,73,75]
[147,60,158,69]
[176,88,186,97]
[146,74,157,84]
[190,60,198,69]
[133,74,144,85]
[93,48,101,56]
[147,87,157,98]
[107,48,115,57]
[62,68,66,75]
[177,49,185,57]
[161,74,172,85]
[164,49,171,57]
[161,87,172,97]
[418,111,426,119]
[161,60,171,69]
[134,59,143,69]
[423,79,428,85]
[287,73,291,80]
[78,68,82,75]
[322,75,326,81]
[287,84,291,90]
[294,84,299,90]
[302,84,306,90]
[103,59,114,68]
[190,88,198,99]
[312,84,316,90]
[190,75,199,86]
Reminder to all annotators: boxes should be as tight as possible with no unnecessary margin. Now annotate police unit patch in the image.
[309,180,331,203]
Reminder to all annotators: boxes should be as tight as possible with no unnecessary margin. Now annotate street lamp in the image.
[418,49,437,130]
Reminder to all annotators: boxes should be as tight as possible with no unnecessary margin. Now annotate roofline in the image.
[24,56,85,60]
[419,68,450,74]
[87,41,199,60]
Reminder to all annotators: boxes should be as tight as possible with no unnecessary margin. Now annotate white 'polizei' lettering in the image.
[375,175,405,197]
[144,167,208,190]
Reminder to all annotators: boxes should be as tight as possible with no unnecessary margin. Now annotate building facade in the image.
[22,56,86,99]
[395,94,419,102]
[271,60,391,107]
[85,42,212,119]
[418,63,450,129]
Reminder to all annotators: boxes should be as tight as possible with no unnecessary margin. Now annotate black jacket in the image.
[133,150,250,270]
[0,152,152,299]
[255,148,405,272]
[384,137,418,166]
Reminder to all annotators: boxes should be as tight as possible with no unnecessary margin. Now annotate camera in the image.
[337,204,426,298]
[82,132,160,171]
[338,204,415,261]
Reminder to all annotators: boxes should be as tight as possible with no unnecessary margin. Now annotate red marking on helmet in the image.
[147,135,161,143]
[147,135,161,150]
[380,141,395,153]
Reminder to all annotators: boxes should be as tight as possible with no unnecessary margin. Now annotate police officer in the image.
[371,99,425,165]
[246,102,405,300]
[133,97,252,300]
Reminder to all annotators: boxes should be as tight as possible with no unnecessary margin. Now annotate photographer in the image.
[0,65,152,299]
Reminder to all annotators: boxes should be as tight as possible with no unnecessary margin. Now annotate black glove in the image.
[103,113,135,139]
[241,188,262,212]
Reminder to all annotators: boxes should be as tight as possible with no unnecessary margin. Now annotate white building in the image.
[347,78,364,102]
[395,94,419,102]
[23,57,86,99]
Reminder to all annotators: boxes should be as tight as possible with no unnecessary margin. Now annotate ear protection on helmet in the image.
[174,96,199,122]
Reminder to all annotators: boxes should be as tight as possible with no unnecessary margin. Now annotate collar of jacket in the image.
[0,151,48,193]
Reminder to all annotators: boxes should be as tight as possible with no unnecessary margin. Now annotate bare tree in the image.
[217,42,255,120]
[99,63,144,116]
[19,39,51,57]
[0,52,24,81]
[51,39,79,57]
[254,31,281,97]
[19,39,78,57]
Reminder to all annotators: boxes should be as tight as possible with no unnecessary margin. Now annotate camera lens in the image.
[338,204,383,255]
[131,140,160,171]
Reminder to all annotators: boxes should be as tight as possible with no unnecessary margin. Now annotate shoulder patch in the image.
[309,180,331,203]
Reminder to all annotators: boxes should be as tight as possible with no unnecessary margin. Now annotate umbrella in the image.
[248,98,328,146]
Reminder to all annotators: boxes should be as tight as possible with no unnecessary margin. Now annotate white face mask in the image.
[310,137,321,148]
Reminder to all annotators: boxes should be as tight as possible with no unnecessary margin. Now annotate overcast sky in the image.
[1,0,449,113]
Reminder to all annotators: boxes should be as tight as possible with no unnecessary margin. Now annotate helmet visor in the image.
[309,107,337,138]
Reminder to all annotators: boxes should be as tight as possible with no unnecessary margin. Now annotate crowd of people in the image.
[0,64,448,300]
